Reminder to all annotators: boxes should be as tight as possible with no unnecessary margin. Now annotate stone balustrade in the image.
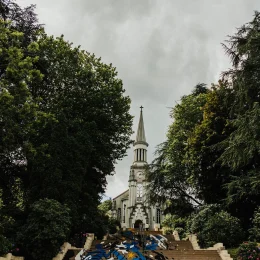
[188,234,233,260]
[52,242,71,260]
[0,253,23,260]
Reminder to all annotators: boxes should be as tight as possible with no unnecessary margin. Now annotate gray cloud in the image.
[19,0,260,198]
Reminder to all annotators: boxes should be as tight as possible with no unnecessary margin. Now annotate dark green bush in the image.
[0,234,12,256]
[249,206,260,242]
[190,204,244,248]
[18,199,71,260]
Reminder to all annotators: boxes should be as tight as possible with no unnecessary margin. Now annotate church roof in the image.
[113,189,129,200]
[135,106,148,146]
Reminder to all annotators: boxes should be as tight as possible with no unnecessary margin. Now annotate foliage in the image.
[237,242,260,260]
[187,83,234,204]
[18,199,71,260]
[0,1,133,258]
[216,11,260,227]
[190,204,244,248]
[23,32,133,233]
[162,214,188,239]
[162,214,186,229]
[148,12,260,235]
[0,19,50,257]
[227,248,239,260]
[98,200,112,215]
[0,190,12,255]
[249,207,260,242]
[107,218,120,234]
[146,84,208,213]
[0,234,12,256]
[0,0,42,47]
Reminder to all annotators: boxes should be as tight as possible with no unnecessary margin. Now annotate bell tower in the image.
[113,106,163,230]
[128,106,149,207]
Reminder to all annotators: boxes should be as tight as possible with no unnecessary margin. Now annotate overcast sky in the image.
[19,0,260,199]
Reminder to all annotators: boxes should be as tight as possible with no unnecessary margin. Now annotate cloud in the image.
[20,0,260,198]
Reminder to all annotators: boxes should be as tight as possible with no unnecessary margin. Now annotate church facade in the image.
[112,108,164,230]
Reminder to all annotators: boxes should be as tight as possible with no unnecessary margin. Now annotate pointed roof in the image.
[134,106,148,146]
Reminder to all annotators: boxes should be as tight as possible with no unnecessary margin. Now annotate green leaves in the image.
[0,1,133,258]
[190,204,244,248]
[146,84,208,211]
[249,206,260,241]
[19,199,71,260]
[219,103,260,171]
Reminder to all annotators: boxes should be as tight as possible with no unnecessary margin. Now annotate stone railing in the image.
[52,242,71,260]
[0,253,24,260]
[74,233,95,260]
[188,234,200,250]
[172,230,180,241]
[84,233,94,250]
[52,233,94,260]
[188,234,233,260]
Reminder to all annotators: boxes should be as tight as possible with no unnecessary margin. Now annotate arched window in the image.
[123,204,126,223]
[136,184,143,201]
[117,208,121,221]
[156,208,161,224]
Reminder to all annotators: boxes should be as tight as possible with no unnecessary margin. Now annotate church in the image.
[112,107,164,230]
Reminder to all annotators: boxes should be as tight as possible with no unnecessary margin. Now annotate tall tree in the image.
[216,11,260,227]
[187,83,234,203]
[147,84,208,214]
[0,1,133,258]
[24,33,133,230]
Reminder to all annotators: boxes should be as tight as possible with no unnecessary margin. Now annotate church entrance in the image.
[134,219,143,229]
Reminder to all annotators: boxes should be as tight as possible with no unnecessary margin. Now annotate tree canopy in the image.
[147,11,260,236]
[0,0,133,258]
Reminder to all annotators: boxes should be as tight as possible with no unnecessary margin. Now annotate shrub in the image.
[237,242,260,260]
[18,199,71,260]
[190,204,244,248]
[249,206,260,242]
[162,214,188,239]
[0,234,12,256]
[108,218,120,234]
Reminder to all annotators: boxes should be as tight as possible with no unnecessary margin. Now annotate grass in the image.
[227,247,239,260]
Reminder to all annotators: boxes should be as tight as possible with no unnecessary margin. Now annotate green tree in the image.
[190,204,244,248]
[24,33,133,234]
[98,199,112,214]
[0,1,133,257]
[187,83,234,204]
[215,11,260,227]
[18,199,71,260]
[0,18,52,223]
[147,84,208,212]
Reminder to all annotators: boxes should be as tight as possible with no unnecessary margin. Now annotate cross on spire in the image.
[140,105,143,112]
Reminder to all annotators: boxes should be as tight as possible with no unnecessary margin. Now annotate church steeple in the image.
[134,106,148,147]
[133,106,148,163]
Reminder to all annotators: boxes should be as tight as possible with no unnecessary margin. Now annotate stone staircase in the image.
[79,233,224,260]
[154,249,221,260]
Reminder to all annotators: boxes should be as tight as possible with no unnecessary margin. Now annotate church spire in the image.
[135,106,148,146]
